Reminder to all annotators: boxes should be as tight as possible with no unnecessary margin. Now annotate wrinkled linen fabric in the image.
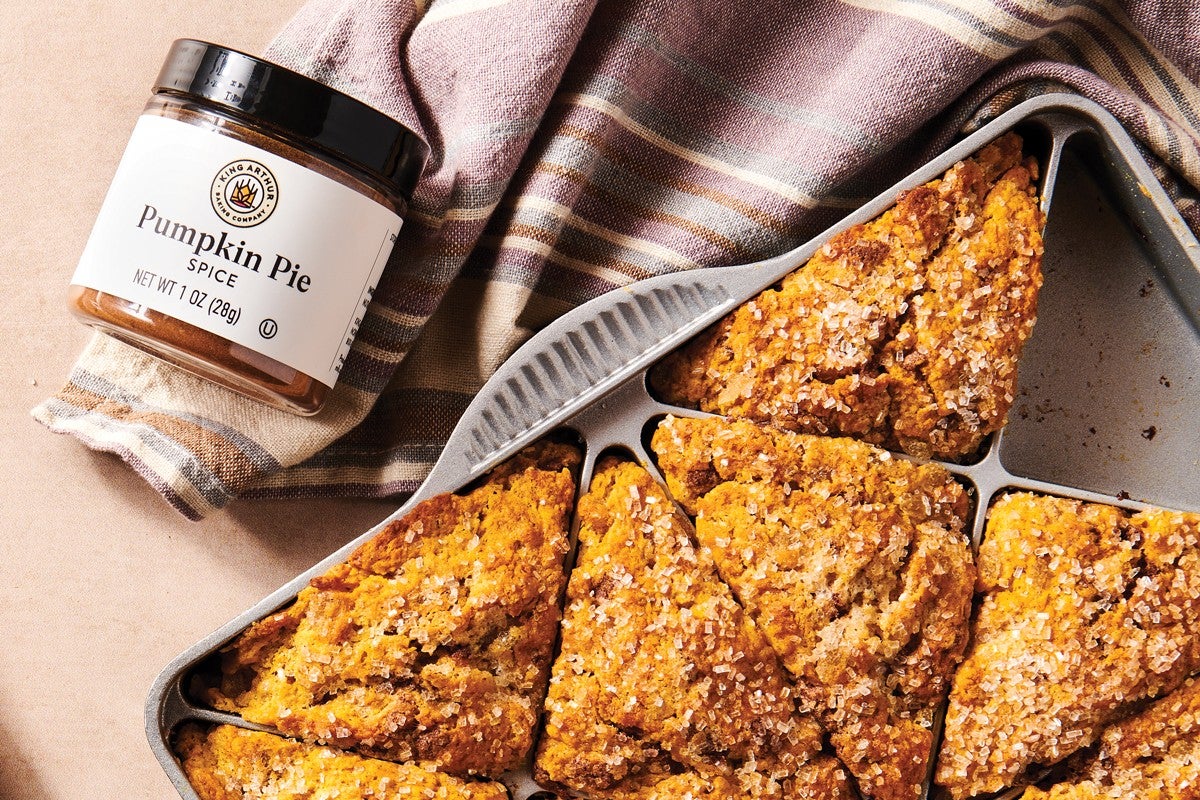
[33,0,1200,519]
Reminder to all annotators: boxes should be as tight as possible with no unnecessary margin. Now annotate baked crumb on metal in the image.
[175,724,509,800]
[650,416,974,800]
[937,493,1200,799]
[199,441,580,776]
[650,132,1043,461]
[1019,675,1200,800]
[534,458,854,799]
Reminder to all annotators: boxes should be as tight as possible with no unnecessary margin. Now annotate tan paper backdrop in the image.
[0,2,405,798]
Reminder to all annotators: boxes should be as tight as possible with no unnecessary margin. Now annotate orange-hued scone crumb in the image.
[651,416,974,800]
[937,493,1200,799]
[176,724,508,800]
[651,132,1043,461]
[534,459,853,800]
[200,441,580,776]
[1019,676,1200,800]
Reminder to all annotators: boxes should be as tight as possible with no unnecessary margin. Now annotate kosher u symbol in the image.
[259,318,279,339]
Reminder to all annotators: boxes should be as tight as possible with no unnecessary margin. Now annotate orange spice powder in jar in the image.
[69,40,427,414]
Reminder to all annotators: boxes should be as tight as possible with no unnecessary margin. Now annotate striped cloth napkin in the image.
[34,0,1200,519]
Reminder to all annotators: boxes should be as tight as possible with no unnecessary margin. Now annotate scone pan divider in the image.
[147,93,1200,800]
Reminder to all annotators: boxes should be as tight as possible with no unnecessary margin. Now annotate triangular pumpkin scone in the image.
[534,458,854,799]
[650,132,1043,461]
[1018,675,1200,800]
[198,441,580,776]
[650,416,975,800]
[936,493,1200,799]
[176,724,509,800]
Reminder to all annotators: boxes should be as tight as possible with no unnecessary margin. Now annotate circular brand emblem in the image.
[211,160,278,227]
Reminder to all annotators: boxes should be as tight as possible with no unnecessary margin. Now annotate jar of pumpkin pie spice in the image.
[69,39,428,414]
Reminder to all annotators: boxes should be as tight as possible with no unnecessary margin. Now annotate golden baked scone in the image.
[650,132,1043,461]
[534,458,854,799]
[650,416,974,800]
[199,441,580,776]
[176,724,508,800]
[937,493,1200,799]
[1019,675,1200,800]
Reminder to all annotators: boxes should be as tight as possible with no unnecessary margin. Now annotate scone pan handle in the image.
[423,92,1200,501]
[423,95,1089,493]
[145,93,1198,800]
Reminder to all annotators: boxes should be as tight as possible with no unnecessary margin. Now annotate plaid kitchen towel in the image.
[33,0,1200,519]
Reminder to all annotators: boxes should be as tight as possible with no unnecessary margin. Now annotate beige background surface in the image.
[0,2,406,798]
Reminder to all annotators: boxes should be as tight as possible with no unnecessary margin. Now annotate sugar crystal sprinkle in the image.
[651,415,975,800]
[175,724,507,799]
[199,441,580,776]
[937,493,1200,799]
[1018,675,1200,799]
[650,132,1043,462]
[534,457,852,800]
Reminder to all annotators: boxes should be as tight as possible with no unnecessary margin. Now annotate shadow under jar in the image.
[69,39,427,414]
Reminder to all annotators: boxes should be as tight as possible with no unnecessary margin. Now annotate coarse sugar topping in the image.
[650,415,974,800]
[534,457,853,800]
[937,493,1200,799]
[175,724,509,799]
[1018,675,1200,800]
[198,440,580,776]
[650,132,1044,461]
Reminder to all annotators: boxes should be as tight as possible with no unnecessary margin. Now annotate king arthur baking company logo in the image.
[211,160,278,227]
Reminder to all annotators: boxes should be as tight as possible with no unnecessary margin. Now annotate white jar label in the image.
[72,114,403,387]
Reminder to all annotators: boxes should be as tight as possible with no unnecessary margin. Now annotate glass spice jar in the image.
[69,40,428,415]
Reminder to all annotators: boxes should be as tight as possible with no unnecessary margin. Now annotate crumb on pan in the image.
[937,493,1200,799]
[198,440,580,776]
[1018,675,1200,800]
[534,458,854,800]
[175,723,509,799]
[650,415,975,800]
[650,131,1044,461]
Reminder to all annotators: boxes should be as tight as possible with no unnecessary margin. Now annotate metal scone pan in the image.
[147,94,1200,800]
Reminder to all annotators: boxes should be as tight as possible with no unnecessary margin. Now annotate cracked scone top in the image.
[198,440,580,776]
[534,458,853,799]
[936,493,1200,799]
[1019,675,1200,800]
[176,724,509,800]
[650,132,1044,460]
[651,416,975,800]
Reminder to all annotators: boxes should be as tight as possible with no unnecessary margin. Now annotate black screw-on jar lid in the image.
[154,39,428,201]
